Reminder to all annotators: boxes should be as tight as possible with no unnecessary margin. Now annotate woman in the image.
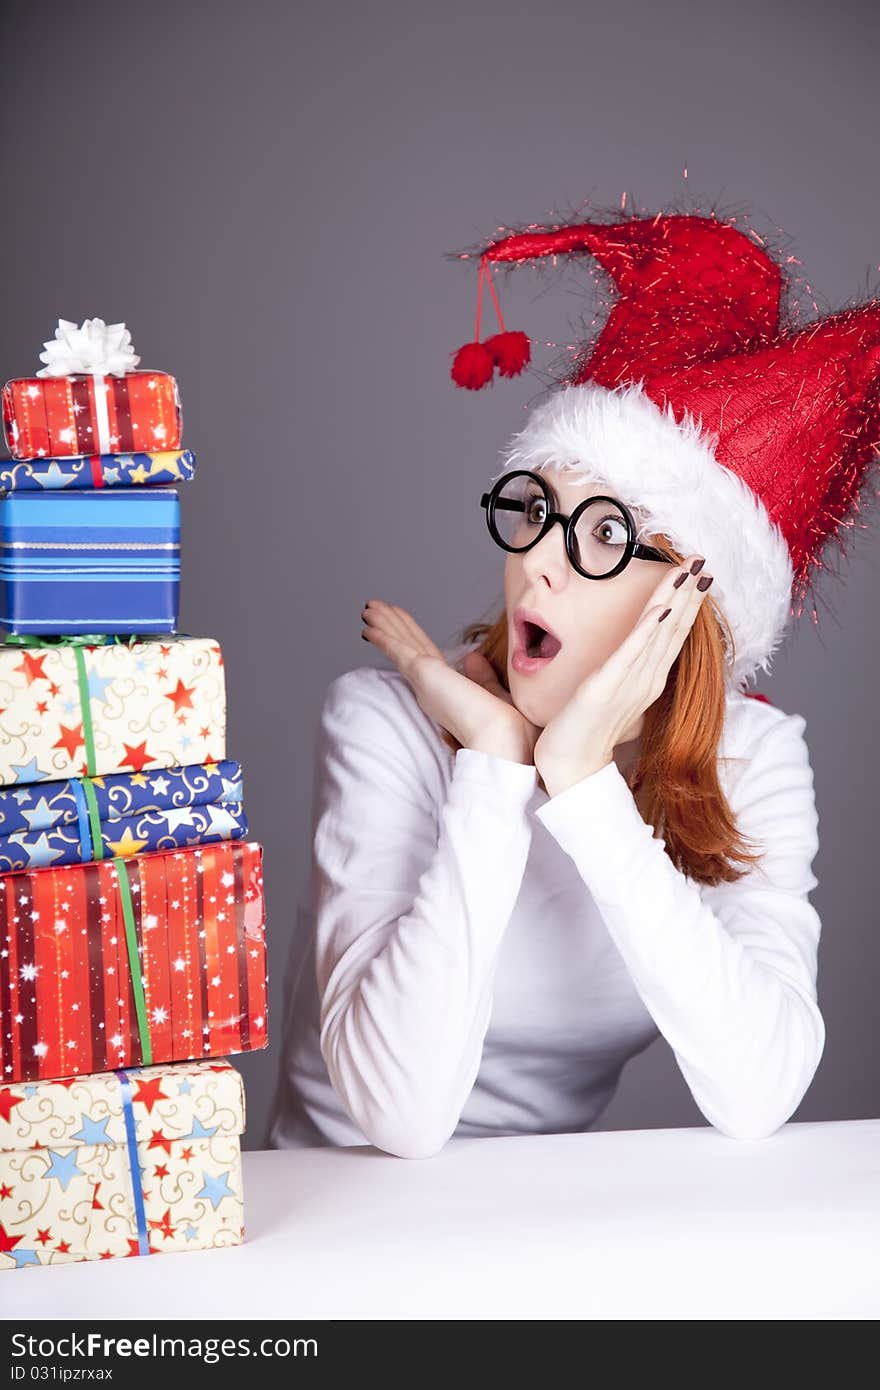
[268,206,879,1157]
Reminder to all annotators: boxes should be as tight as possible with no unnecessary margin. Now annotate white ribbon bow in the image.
[36,317,140,378]
[35,317,142,455]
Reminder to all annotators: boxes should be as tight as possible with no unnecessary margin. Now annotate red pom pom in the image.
[484,330,531,378]
[451,341,496,390]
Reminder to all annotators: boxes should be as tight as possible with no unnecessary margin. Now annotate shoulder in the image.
[318,664,453,797]
[720,689,811,774]
[322,664,435,738]
[717,691,818,879]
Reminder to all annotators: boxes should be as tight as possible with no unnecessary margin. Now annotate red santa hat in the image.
[449,207,880,692]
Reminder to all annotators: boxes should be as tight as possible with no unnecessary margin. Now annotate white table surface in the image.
[4,1119,879,1320]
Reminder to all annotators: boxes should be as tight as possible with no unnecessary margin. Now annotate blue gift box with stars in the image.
[0,758,247,871]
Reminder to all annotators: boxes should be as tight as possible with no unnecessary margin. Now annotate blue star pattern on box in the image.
[18,796,64,830]
[185,1117,220,1140]
[71,1114,114,1146]
[0,760,246,870]
[43,1149,84,1191]
[195,1170,236,1210]
[10,759,48,785]
[9,1248,40,1269]
[86,667,115,704]
[10,831,65,867]
[0,450,197,494]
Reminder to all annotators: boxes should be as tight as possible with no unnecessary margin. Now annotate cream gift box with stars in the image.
[0,1057,245,1268]
[0,634,227,787]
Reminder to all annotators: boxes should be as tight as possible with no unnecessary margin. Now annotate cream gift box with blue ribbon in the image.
[0,1058,245,1269]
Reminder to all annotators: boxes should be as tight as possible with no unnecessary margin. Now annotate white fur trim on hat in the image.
[493,381,794,691]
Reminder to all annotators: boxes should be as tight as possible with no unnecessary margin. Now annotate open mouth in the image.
[523,619,562,660]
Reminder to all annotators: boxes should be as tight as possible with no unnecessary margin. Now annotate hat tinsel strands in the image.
[450,214,785,390]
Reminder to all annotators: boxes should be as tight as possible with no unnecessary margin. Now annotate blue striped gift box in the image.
[0,489,180,635]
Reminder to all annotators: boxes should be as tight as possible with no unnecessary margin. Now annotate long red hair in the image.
[439,533,765,888]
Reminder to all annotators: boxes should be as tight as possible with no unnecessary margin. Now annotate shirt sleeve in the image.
[311,668,539,1159]
[533,708,825,1140]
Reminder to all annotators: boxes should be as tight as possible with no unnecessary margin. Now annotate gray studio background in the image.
[1,0,877,1150]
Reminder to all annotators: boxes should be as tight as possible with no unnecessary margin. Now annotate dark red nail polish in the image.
[690,558,706,574]
[659,607,672,622]
[673,571,688,589]
[696,574,713,591]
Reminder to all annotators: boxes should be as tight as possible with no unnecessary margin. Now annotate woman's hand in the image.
[534,556,714,798]
[361,600,541,765]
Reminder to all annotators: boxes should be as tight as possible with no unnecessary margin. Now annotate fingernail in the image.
[696,574,713,591]
[673,571,688,589]
[690,557,706,574]
[658,607,672,622]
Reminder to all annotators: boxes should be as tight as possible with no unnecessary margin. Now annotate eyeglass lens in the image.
[490,474,632,578]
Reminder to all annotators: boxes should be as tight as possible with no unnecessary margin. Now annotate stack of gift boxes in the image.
[0,318,267,1270]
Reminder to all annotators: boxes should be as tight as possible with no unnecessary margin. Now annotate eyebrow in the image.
[544,475,650,533]
[542,476,562,507]
[543,475,604,509]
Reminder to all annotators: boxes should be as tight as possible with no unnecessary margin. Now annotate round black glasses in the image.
[480,469,674,581]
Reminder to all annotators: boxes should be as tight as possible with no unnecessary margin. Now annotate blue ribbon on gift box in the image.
[117,1068,151,1257]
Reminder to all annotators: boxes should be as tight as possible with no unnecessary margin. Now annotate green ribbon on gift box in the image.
[2,632,143,777]
[4,635,159,1065]
[113,854,153,1066]
[81,775,105,860]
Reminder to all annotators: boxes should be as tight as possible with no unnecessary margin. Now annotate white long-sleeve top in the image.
[267,661,825,1158]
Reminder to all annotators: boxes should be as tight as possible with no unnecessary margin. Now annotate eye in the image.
[593,513,629,545]
[525,493,548,525]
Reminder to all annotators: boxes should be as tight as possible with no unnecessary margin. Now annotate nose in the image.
[520,515,570,585]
